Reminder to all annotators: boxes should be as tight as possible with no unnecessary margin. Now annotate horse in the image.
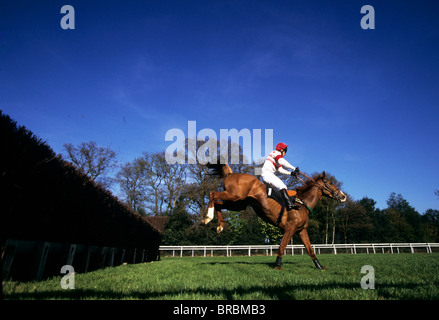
[202,163,346,269]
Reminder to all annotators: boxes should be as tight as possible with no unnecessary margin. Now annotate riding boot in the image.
[281,189,300,211]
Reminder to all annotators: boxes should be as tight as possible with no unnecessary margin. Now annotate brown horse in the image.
[202,164,346,269]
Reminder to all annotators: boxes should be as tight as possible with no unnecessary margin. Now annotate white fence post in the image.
[159,243,438,257]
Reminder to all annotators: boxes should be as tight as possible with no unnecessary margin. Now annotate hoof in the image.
[313,259,326,270]
[274,266,282,270]
[200,220,206,225]
[216,226,224,234]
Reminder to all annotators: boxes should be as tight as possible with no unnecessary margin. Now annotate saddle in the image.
[264,183,303,225]
[265,183,299,204]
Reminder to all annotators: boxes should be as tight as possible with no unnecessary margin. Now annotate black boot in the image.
[281,189,299,211]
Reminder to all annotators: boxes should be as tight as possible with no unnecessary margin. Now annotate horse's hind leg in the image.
[211,190,243,202]
[208,200,225,233]
[217,201,250,233]
[202,192,216,225]
[213,198,248,234]
[202,191,243,225]
[299,229,325,269]
[216,204,225,234]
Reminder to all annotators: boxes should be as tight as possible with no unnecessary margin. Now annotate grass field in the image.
[3,253,439,300]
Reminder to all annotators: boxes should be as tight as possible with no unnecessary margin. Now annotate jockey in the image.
[261,142,300,210]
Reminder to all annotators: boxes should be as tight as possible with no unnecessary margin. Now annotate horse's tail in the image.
[206,163,233,178]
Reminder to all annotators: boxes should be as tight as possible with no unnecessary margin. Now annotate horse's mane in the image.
[296,173,323,197]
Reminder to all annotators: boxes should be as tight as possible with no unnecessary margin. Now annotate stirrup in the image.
[286,201,300,211]
[290,195,304,206]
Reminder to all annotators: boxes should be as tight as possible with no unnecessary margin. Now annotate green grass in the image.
[3,254,439,300]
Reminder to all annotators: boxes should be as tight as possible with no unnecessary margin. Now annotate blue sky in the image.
[1,0,439,213]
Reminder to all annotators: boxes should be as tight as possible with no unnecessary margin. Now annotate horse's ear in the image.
[322,171,326,178]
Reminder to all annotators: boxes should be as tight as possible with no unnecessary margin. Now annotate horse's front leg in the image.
[298,228,325,270]
[275,228,295,270]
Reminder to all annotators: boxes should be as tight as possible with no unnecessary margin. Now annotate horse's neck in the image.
[302,185,322,209]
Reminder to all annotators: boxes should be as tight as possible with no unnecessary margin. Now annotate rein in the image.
[297,171,314,184]
[294,172,314,214]
[297,171,344,203]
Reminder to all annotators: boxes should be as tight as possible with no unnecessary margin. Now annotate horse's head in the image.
[314,171,347,203]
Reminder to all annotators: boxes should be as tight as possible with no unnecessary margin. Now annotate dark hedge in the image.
[1,110,165,261]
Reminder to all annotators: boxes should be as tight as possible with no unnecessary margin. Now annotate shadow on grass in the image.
[5,280,439,300]
[199,260,321,270]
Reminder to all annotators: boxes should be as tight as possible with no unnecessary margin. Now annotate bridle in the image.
[297,171,345,202]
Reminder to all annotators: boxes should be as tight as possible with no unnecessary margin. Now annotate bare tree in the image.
[121,152,187,216]
[142,152,166,215]
[117,152,186,216]
[162,155,187,214]
[181,162,219,219]
[63,141,117,188]
[116,158,147,213]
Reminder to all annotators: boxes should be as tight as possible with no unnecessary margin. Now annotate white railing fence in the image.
[160,243,439,258]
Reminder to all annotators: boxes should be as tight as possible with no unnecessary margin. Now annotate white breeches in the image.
[261,172,287,190]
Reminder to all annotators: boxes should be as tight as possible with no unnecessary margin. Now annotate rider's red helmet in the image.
[275,142,288,152]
